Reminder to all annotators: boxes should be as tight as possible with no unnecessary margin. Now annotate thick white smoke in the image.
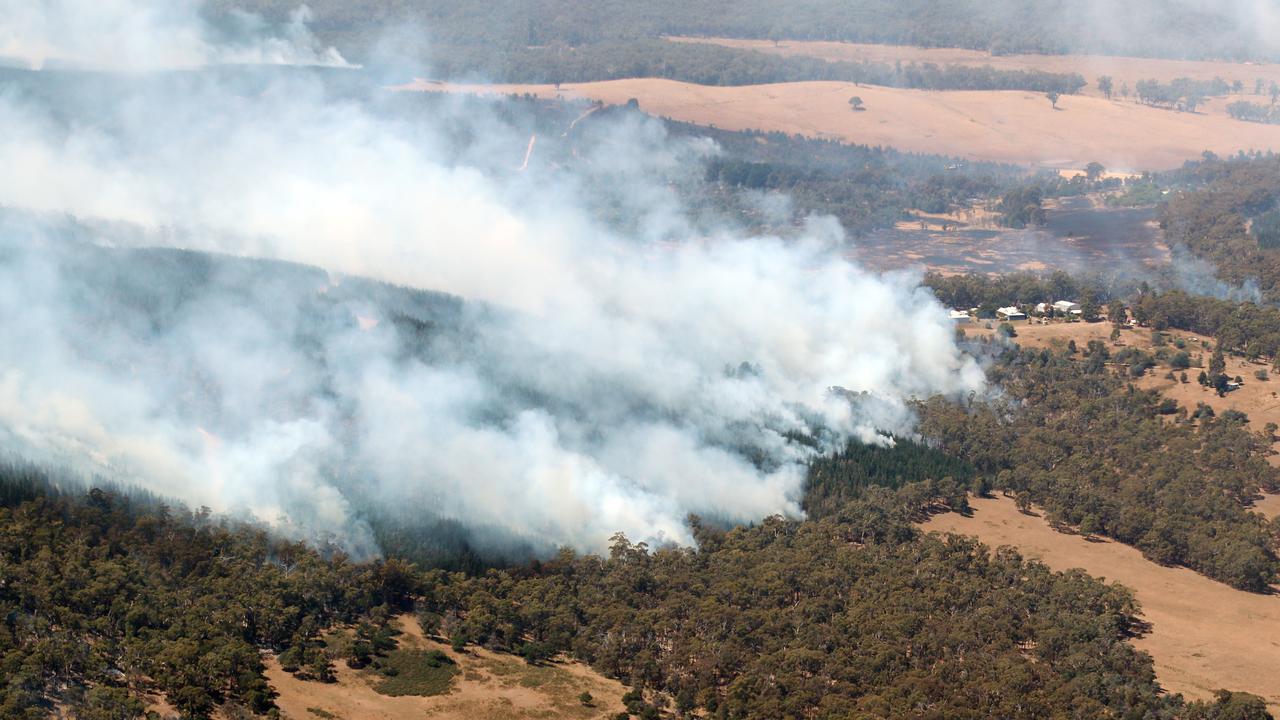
[0,2,984,554]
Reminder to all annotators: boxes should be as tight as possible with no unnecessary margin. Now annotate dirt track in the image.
[922,496,1280,712]
[399,78,1280,171]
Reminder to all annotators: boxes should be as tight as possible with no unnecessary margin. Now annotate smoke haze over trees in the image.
[0,2,985,556]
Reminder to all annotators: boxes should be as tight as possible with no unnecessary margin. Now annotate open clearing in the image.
[263,616,625,720]
[672,37,1280,103]
[922,496,1280,711]
[400,78,1280,171]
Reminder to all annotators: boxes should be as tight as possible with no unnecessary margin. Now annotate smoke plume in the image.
[0,2,984,555]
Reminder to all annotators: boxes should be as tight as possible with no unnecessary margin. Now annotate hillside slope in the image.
[404,79,1280,171]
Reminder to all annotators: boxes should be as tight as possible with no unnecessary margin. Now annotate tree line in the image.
[1133,77,1231,112]
[427,39,1087,93]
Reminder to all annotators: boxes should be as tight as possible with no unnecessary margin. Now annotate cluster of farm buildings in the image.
[950,300,1083,324]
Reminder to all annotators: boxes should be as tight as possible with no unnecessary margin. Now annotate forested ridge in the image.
[1156,153,1280,303]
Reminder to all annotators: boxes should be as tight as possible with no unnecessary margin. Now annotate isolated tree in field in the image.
[1085,161,1106,181]
[1014,491,1032,513]
[1120,82,1130,98]
[849,96,865,111]
[1233,79,1244,95]
[579,691,594,706]
[1046,91,1060,109]
[1097,75,1113,99]
[767,25,786,47]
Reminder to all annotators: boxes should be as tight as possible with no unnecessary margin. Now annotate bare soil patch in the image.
[921,496,1280,711]
[673,37,1280,104]
[265,616,625,720]
[1256,493,1280,520]
[398,78,1280,171]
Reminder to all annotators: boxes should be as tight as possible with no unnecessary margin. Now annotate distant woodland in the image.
[202,0,1280,99]
[213,0,1280,63]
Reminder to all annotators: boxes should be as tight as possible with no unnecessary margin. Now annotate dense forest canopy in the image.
[4,456,1272,719]
[1156,153,1280,303]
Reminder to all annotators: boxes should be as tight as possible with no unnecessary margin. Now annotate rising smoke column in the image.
[0,2,985,553]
